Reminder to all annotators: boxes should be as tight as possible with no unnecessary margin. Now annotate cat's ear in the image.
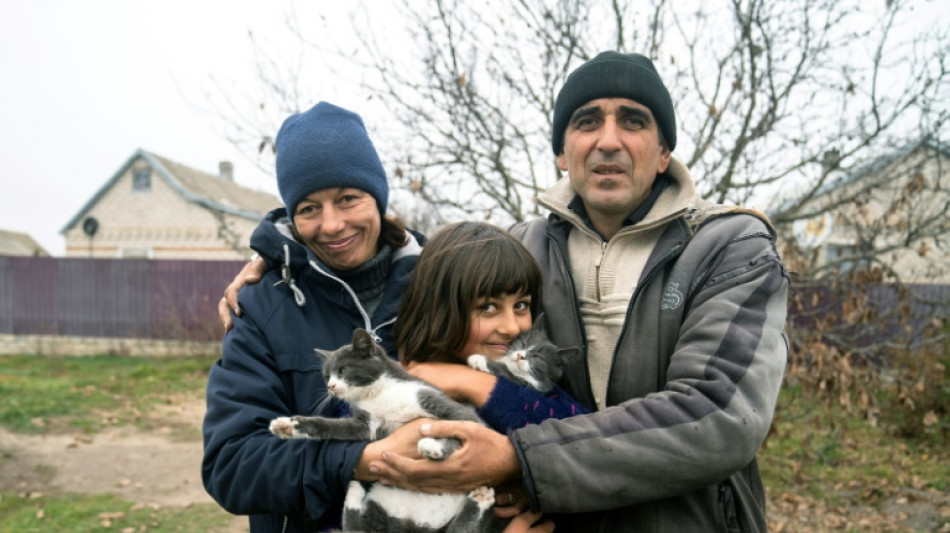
[314,348,332,360]
[558,346,581,362]
[351,328,375,356]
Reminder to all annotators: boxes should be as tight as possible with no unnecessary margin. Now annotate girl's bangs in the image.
[473,243,538,298]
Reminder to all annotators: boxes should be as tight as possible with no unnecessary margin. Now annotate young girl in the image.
[394,221,589,433]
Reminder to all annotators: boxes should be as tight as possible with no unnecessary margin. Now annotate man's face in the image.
[557,98,671,232]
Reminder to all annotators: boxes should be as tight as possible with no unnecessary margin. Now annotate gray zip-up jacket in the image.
[508,158,789,532]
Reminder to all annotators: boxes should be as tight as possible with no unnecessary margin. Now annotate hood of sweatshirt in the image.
[248,207,423,308]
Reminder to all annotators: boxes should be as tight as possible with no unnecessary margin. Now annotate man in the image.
[222,52,788,532]
[365,51,788,532]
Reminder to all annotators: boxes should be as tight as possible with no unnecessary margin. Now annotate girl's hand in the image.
[406,362,496,406]
[503,510,555,533]
[492,482,528,518]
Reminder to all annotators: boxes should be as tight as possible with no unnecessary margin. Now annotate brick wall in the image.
[0,333,220,357]
[63,161,260,260]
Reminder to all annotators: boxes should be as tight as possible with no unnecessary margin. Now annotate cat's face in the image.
[502,325,561,375]
[317,329,388,400]
[501,317,579,383]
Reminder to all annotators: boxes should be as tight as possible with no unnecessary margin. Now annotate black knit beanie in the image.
[552,51,676,155]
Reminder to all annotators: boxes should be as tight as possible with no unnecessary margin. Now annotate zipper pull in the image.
[595,240,607,301]
[594,240,607,267]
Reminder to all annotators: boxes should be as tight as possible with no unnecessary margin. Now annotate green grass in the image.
[2,353,946,531]
[0,354,216,434]
[760,383,949,529]
[0,354,232,532]
[0,492,237,533]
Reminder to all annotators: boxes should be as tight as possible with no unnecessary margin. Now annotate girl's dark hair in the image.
[396,222,542,365]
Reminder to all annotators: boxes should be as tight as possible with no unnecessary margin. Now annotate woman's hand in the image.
[406,362,497,407]
[218,255,267,332]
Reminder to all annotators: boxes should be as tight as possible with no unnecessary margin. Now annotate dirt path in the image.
[0,398,247,531]
[0,427,211,507]
[1,398,946,532]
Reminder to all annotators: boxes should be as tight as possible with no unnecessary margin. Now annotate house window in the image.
[132,167,151,192]
[825,244,870,274]
[120,246,153,259]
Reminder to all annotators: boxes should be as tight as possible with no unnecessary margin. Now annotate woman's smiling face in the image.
[292,187,381,271]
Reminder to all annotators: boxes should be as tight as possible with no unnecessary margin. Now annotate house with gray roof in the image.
[61,148,280,260]
[0,228,49,256]
[777,138,949,283]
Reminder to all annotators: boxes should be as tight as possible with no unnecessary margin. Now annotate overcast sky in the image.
[0,1,366,256]
[4,2,947,256]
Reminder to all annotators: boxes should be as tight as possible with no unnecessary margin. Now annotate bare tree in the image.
[204,0,950,437]
[207,0,949,264]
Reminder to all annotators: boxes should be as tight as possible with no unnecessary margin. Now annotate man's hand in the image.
[354,419,429,482]
[370,420,521,493]
[218,255,267,332]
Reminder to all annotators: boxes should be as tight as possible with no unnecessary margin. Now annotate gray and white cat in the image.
[269,328,507,533]
[466,315,579,394]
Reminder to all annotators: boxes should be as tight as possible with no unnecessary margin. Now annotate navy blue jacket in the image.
[201,209,422,532]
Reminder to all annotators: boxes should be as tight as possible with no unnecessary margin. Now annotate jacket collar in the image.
[537,156,698,238]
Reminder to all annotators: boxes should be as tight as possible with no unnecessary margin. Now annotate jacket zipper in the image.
[547,225,596,408]
[595,240,607,301]
[602,240,685,404]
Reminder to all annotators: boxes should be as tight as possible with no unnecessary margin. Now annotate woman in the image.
[203,103,552,533]
[202,102,427,532]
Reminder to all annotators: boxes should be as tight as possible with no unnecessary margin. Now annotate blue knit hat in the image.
[276,102,389,217]
[552,51,676,155]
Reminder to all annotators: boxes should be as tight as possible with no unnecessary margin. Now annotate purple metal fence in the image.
[0,255,244,341]
[1,255,947,347]
[787,280,949,355]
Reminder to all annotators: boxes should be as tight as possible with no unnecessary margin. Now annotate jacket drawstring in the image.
[274,243,306,307]
[308,259,377,336]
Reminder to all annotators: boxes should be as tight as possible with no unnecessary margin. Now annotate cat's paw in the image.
[467,354,490,373]
[467,485,495,511]
[343,480,365,512]
[269,416,297,439]
[417,437,447,460]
